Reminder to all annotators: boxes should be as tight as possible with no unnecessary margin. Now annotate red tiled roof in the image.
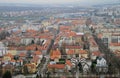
[92,51,101,56]
[19,52,26,57]
[50,50,61,59]
[25,44,37,50]
[48,64,65,69]
[79,50,87,54]
[60,26,71,31]
[67,49,75,55]
[66,60,72,67]
[34,51,42,55]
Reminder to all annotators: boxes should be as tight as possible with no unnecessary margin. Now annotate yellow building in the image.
[22,63,36,74]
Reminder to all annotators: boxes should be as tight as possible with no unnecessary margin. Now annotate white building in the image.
[0,42,7,56]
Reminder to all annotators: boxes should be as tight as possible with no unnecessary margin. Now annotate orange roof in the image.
[50,49,61,59]
[40,35,50,39]
[4,53,13,58]
[25,44,37,50]
[67,49,75,55]
[68,31,76,37]
[19,52,26,57]
[66,60,72,67]
[26,29,37,33]
[48,64,65,69]
[92,51,101,56]
[11,59,15,62]
[79,50,87,54]
[34,51,42,55]
[110,43,120,46]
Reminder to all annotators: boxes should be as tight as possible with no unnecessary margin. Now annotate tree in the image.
[83,41,90,50]
[46,71,50,78]
[36,74,39,78]
[31,40,34,44]
[2,71,12,78]
[60,44,66,59]
[35,47,38,51]
[78,62,83,73]
[23,65,28,75]
[91,60,96,73]
[14,55,19,61]
[91,57,98,73]
[86,18,92,26]
[26,50,32,63]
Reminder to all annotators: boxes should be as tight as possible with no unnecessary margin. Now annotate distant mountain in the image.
[93,2,120,7]
[0,1,119,8]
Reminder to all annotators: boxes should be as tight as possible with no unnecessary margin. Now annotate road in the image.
[40,56,49,77]
[76,66,79,78]
[38,32,56,78]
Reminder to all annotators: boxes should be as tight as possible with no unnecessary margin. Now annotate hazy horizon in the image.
[0,0,119,5]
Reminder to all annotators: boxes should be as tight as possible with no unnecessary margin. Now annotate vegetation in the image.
[0,31,10,40]
[23,65,28,75]
[2,71,12,78]
[78,62,83,73]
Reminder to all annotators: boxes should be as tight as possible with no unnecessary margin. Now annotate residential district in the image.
[0,3,120,78]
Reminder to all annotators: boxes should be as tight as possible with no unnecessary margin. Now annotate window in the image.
[111,38,118,43]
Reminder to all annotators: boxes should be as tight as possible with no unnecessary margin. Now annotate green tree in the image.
[36,74,39,78]
[26,50,33,63]
[78,62,83,73]
[14,55,19,61]
[2,71,12,78]
[23,65,28,75]
[31,40,34,44]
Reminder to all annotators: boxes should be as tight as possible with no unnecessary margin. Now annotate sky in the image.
[0,0,118,4]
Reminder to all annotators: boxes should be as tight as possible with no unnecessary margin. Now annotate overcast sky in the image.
[0,0,118,4]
